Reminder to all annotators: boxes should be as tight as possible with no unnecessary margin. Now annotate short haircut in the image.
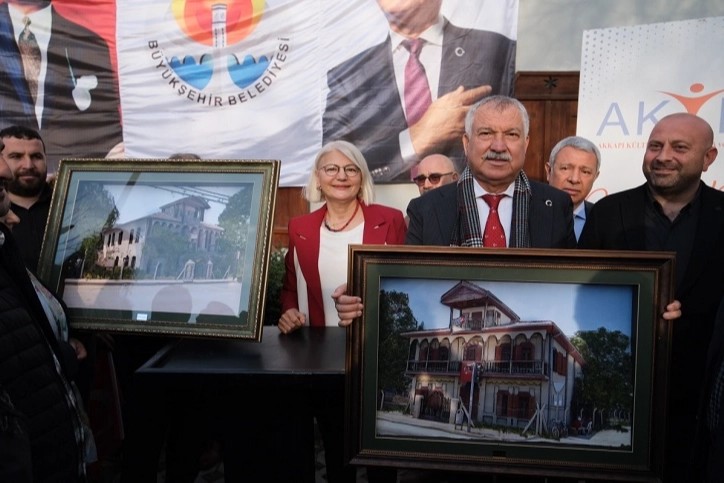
[464,95,530,139]
[549,136,601,172]
[0,125,46,153]
[303,140,374,204]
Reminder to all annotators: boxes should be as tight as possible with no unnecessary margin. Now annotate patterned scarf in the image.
[450,167,531,248]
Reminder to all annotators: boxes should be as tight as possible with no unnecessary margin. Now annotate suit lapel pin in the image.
[455,47,465,57]
[545,199,553,207]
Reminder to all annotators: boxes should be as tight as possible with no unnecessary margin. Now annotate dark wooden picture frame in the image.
[347,245,675,481]
[38,158,279,341]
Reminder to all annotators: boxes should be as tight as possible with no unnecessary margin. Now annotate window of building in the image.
[497,342,511,361]
[485,309,501,327]
[497,391,509,417]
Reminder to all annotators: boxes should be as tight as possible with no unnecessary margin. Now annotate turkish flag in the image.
[460,362,473,383]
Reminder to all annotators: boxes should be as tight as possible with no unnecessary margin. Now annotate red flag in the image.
[460,362,473,383]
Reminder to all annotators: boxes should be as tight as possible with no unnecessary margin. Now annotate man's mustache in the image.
[484,152,512,161]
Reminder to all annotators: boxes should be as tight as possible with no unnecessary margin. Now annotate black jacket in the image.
[578,182,724,481]
[0,224,83,482]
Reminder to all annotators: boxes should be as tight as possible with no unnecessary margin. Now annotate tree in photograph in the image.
[570,327,633,425]
[142,225,195,278]
[215,185,253,279]
[377,290,421,393]
[63,182,119,278]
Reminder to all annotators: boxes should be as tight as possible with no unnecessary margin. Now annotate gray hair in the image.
[549,136,601,172]
[464,95,530,138]
[303,140,374,204]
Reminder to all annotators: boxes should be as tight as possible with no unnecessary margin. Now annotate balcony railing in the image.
[407,360,462,373]
[483,360,543,375]
[407,359,545,376]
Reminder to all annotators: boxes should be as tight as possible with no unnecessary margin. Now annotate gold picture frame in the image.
[38,158,279,341]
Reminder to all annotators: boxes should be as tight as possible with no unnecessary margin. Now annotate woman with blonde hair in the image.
[279,140,406,331]
[276,141,405,483]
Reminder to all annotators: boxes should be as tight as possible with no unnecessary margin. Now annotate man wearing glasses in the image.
[411,154,459,194]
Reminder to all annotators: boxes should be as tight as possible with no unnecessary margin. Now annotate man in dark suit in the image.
[0,0,122,172]
[406,95,575,249]
[335,97,681,483]
[545,136,601,241]
[323,0,515,182]
[337,96,575,315]
[578,112,723,481]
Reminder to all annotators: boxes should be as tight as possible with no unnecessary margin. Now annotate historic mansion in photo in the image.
[401,281,585,431]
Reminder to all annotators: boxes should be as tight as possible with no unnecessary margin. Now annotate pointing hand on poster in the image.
[410,84,492,160]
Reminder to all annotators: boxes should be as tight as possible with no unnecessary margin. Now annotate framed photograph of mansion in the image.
[37,159,280,341]
[346,245,675,481]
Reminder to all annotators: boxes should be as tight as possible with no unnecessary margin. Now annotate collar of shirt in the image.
[389,15,444,103]
[9,4,53,54]
[645,183,701,224]
[473,181,516,246]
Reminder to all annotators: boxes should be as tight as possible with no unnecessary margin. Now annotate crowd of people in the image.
[0,3,720,482]
[1,97,722,482]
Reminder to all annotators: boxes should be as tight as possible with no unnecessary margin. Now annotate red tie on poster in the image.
[402,38,432,126]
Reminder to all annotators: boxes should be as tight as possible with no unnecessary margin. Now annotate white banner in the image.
[577,17,724,201]
[117,0,322,185]
[116,0,518,186]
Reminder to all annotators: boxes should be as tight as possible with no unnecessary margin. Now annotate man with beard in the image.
[0,125,50,273]
[579,112,723,481]
[0,136,86,482]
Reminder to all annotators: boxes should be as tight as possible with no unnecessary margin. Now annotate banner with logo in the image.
[577,17,724,201]
[0,0,517,185]
[116,0,518,185]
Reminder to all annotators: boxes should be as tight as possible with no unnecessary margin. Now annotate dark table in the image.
[125,326,348,483]
[137,326,347,381]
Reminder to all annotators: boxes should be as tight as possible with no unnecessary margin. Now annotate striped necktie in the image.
[19,16,42,104]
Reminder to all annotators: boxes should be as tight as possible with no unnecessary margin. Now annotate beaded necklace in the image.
[324,200,360,232]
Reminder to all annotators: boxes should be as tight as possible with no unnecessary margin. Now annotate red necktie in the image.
[482,194,506,248]
[402,38,432,126]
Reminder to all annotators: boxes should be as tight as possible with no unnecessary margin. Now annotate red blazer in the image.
[281,202,406,326]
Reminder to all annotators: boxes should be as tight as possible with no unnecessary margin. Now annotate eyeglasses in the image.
[412,172,454,187]
[319,164,361,177]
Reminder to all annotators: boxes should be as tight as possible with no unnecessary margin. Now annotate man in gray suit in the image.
[323,0,515,182]
[545,136,601,241]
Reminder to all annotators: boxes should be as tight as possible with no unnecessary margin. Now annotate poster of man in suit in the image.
[323,0,517,182]
[0,0,122,172]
